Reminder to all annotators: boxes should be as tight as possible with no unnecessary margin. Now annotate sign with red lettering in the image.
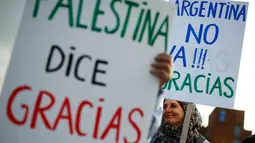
[0,0,175,143]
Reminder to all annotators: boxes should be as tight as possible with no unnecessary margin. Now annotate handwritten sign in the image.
[162,0,248,109]
[0,0,175,142]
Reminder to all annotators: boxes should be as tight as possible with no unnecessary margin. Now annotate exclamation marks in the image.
[201,49,208,69]
[192,48,208,69]
[197,48,203,68]
[191,48,198,68]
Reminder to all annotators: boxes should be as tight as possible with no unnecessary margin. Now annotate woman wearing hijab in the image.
[152,99,209,143]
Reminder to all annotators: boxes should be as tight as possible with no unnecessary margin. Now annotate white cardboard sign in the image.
[0,0,175,142]
[162,0,248,109]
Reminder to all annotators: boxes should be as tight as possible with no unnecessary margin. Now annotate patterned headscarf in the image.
[154,101,206,143]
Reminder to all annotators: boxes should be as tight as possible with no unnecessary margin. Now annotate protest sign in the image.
[162,0,249,109]
[0,0,176,142]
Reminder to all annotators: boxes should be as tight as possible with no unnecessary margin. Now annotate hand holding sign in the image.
[151,53,174,87]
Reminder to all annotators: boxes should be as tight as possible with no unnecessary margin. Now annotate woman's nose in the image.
[164,106,172,113]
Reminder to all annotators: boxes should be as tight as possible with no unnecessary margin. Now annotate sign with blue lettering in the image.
[162,0,248,109]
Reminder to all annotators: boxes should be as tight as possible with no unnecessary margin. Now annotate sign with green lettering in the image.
[0,0,175,142]
[162,0,248,109]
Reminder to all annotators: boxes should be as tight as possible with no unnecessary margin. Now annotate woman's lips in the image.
[164,115,174,118]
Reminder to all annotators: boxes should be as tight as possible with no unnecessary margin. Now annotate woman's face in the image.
[163,99,184,127]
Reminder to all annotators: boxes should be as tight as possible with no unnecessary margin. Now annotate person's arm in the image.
[147,93,164,143]
[147,53,173,143]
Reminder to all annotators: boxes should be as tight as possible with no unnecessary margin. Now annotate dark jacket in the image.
[242,135,255,143]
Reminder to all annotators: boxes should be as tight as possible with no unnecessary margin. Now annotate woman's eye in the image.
[171,104,177,108]
[163,104,167,109]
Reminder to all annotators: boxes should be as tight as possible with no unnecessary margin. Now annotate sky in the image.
[0,0,254,134]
